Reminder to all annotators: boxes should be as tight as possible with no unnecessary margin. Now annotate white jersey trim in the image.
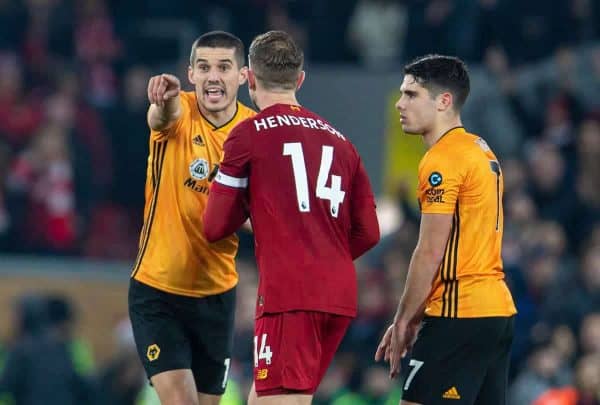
[215,171,248,188]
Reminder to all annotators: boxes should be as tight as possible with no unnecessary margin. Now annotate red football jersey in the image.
[213,104,378,317]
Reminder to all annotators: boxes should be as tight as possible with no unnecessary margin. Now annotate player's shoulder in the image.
[237,102,257,119]
[174,91,195,119]
[179,90,196,106]
[456,130,487,152]
[229,109,258,135]
[425,129,489,164]
[455,131,499,168]
[303,107,341,132]
[226,102,257,133]
[419,142,453,170]
[301,107,354,149]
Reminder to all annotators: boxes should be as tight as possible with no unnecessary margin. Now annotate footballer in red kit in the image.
[208,103,375,318]
[203,31,379,404]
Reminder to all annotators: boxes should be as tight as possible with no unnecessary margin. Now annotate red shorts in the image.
[253,311,352,397]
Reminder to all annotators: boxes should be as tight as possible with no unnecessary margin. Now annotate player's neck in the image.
[197,100,238,128]
[423,116,463,147]
[255,91,299,111]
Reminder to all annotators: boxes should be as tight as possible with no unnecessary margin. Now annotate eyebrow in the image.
[195,58,234,64]
[400,89,418,97]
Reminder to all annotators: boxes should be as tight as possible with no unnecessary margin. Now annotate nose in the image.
[395,97,404,111]
[207,67,220,82]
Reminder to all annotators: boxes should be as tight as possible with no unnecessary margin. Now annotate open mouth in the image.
[205,88,225,102]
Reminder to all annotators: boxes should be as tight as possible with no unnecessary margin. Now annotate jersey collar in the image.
[196,98,241,132]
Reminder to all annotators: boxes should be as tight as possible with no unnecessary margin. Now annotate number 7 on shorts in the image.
[404,359,424,390]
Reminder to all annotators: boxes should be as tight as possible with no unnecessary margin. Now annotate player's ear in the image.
[437,91,453,112]
[238,66,248,86]
[296,71,305,91]
[247,69,257,90]
[187,65,195,85]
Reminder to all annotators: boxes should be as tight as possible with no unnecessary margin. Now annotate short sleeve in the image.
[418,150,463,214]
[214,122,252,189]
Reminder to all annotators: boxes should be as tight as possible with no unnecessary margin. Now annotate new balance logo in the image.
[192,135,204,146]
[442,387,461,400]
[256,368,268,380]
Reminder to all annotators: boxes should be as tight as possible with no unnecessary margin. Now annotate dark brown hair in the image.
[189,31,245,68]
[404,54,470,111]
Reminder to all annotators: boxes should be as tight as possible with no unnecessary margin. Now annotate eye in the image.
[198,65,209,72]
[219,64,231,72]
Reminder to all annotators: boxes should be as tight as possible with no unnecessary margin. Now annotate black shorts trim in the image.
[402,316,514,405]
[128,278,236,395]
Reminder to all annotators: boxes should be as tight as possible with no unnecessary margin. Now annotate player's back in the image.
[241,104,366,317]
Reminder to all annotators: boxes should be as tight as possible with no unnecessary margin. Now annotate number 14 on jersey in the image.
[283,143,346,217]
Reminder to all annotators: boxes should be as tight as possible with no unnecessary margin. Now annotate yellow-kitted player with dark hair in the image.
[132,91,254,296]
[128,31,254,405]
[417,129,515,319]
[376,54,516,405]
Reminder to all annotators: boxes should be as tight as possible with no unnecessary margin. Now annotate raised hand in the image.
[147,74,181,107]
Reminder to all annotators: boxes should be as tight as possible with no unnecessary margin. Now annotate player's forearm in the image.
[394,246,443,325]
[203,187,248,243]
[350,232,379,259]
[148,95,182,131]
[349,202,380,259]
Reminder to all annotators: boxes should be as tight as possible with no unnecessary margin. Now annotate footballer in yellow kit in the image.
[127,31,254,404]
[376,55,515,405]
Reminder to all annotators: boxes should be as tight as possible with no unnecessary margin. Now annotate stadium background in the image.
[0,0,599,404]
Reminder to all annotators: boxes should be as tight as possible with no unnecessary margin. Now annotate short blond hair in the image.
[248,31,303,90]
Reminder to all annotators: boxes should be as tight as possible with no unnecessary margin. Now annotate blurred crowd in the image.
[0,0,599,404]
[0,293,157,405]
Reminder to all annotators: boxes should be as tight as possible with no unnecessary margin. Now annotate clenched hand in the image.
[147,74,181,107]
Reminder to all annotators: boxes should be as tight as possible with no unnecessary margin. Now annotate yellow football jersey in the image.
[418,127,517,318]
[132,91,255,297]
